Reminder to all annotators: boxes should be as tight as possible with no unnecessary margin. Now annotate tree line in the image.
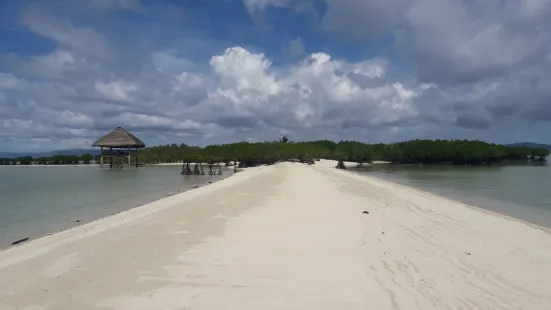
[138,138,550,167]
[0,154,97,165]
[1,139,548,166]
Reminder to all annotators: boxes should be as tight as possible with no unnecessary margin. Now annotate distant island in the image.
[505,142,551,150]
[0,149,100,159]
[0,154,102,165]
[1,139,549,166]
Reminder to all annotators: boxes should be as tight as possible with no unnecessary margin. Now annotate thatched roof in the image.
[92,127,145,148]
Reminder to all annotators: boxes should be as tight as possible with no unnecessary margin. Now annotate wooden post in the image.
[109,148,113,168]
[100,147,104,167]
[127,147,131,167]
[135,147,138,168]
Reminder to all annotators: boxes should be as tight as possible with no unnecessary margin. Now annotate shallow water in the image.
[0,165,230,249]
[354,164,551,227]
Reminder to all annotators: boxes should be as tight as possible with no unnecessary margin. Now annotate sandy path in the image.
[1,162,551,309]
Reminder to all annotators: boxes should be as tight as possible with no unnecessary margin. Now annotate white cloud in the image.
[175,73,205,91]
[0,74,27,90]
[56,110,95,128]
[210,47,280,97]
[21,6,112,60]
[205,47,426,131]
[19,50,81,78]
[35,50,75,68]
[0,44,434,150]
[152,50,196,74]
[94,81,137,102]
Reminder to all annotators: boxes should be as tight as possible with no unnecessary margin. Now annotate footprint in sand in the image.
[170,230,190,235]
[417,278,436,291]
[42,253,80,278]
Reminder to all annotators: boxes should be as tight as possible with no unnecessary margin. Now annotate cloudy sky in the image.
[1,0,551,152]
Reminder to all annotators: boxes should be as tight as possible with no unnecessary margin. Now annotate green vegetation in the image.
[35,155,82,165]
[0,154,94,165]
[1,139,548,167]
[80,154,94,164]
[137,143,194,164]
[137,139,550,167]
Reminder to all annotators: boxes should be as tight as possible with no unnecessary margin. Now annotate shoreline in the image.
[0,164,262,268]
[0,168,233,251]
[343,162,551,229]
[328,161,551,233]
[0,162,229,167]
[1,162,551,308]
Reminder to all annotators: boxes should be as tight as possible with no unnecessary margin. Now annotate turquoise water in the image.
[0,165,230,249]
[357,164,551,227]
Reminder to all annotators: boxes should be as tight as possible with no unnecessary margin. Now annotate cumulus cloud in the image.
[2,39,549,150]
[94,81,137,102]
[0,44,433,150]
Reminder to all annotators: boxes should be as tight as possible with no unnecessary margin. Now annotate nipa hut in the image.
[92,127,145,168]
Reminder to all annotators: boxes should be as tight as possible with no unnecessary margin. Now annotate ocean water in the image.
[0,165,231,249]
[356,164,551,227]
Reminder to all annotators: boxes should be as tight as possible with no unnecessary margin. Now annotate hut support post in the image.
[109,148,113,168]
[127,147,131,166]
[100,147,104,167]
[135,147,138,168]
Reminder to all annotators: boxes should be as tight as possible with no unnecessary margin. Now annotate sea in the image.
[355,163,551,228]
[0,165,231,249]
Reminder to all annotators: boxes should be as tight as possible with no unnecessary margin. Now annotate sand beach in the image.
[1,160,551,309]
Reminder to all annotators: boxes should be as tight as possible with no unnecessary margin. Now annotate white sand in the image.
[149,162,182,166]
[1,161,551,309]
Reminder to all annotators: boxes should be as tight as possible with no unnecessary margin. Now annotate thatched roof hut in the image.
[92,127,145,149]
[92,127,145,168]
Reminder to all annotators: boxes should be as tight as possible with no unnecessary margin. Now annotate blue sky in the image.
[1,0,551,152]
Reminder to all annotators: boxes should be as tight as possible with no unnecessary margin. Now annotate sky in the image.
[1,0,551,152]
